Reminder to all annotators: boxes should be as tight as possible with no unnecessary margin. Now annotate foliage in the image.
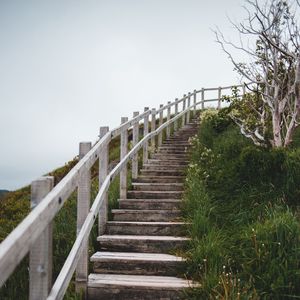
[184,109,300,299]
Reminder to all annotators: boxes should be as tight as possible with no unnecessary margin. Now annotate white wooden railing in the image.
[0,84,245,300]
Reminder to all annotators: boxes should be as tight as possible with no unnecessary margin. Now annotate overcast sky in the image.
[0,0,248,190]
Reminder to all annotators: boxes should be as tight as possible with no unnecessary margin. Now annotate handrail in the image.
[0,83,247,300]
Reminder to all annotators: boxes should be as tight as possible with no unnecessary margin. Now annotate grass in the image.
[183,109,300,299]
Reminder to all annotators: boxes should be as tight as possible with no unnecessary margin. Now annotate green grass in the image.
[183,109,300,299]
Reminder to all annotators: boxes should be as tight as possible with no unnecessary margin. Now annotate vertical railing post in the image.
[151,108,156,151]
[201,88,205,110]
[120,117,128,199]
[174,98,179,132]
[166,101,171,138]
[29,176,54,300]
[98,127,109,235]
[218,87,222,109]
[76,142,92,294]
[158,104,163,146]
[193,90,197,116]
[187,92,191,123]
[143,107,149,164]
[132,111,139,180]
[182,95,186,127]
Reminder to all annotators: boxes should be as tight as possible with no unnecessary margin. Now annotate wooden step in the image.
[119,199,182,210]
[97,235,190,253]
[132,182,183,191]
[143,165,186,172]
[140,169,185,177]
[133,176,185,184]
[127,190,183,199]
[91,252,186,276]
[88,273,195,300]
[112,209,181,222]
[147,159,189,166]
[106,221,187,236]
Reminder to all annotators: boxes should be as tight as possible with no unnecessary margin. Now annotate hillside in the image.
[0,190,9,199]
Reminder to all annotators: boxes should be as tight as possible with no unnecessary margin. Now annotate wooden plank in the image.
[132,112,139,180]
[120,117,128,199]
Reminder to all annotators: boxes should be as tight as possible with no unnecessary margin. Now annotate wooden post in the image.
[243,83,246,96]
[174,98,179,132]
[76,142,92,294]
[201,88,205,110]
[193,90,197,115]
[132,112,139,180]
[182,95,186,127]
[158,104,163,146]
[143,107,149,164]
[166,101,171,138]
[151,108,156,150]
[120,117,128,199]
[218,87,222,109]
[30,176,54,300]
[98,127,109,235]
[187,92,191,123]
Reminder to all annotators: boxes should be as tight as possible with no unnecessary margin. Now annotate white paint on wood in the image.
[30,176,54,300]
[98,127,109,235]
[132,112,139,180]
[150,108,156,150]
[201,88,205,110]
[120,117,128,199]
[187,92,191,123]
[158,104,163,147]
[143,107,149,165]
[174,99,179,132]
[76,142,92,289]
[193,90,197,113]
[166,101,171,138]
[182,95,186,127]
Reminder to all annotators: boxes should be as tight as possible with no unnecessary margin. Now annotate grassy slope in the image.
[183,109,300,299]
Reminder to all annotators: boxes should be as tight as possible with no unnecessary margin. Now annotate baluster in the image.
[30,176,54,300]
[151,108,156,151]
[187,92,191,123]
[120,117,128,199]
[193,90,197,116]
[166,101,171,138]
[174,98,179,132]
[182,95,186,127]
[143,107,149,164]
[218,87,222,109]
[132,112,139,180]
[75,142,92,294]
[158,104,163,147]
[201,88,205,110]
[98,127,109,235]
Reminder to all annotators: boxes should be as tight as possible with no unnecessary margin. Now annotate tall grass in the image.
[184,109,300,299]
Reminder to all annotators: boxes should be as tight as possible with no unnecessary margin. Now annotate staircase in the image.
[87,120,199,300]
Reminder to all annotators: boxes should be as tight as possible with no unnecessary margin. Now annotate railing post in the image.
[187,92,191,123]
[132,112,139,180]
[182,95,186,127]
[76,142,92,294]
[151,108,156,150]
[243,83,246,96]
[98,127,109,235]
[29,176,54,300]
[218,87,222,109]
[193,90,197,115]
[143,107,149,164]
[158,104,163,146]
[174,98,178,132]
[166,101,171,138]
[201,88,205,110]
[120,117,128,199]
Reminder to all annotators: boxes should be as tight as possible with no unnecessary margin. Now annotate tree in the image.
[215,0,300,147]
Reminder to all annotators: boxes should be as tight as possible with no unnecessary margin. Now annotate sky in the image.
[0,0,248,190]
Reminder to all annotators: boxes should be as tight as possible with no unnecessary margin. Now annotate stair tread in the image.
[112,209,181,213]
[91,252,185,262]
[88,273,195,289]
[107,221,186,225]
[97,235,190,241]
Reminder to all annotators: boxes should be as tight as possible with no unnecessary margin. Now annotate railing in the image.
[0,84,245,300]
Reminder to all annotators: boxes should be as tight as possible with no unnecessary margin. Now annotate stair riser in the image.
[93,260,186,276]
[127,191,182,199]
[140,170,185,177]
[133,177,184,184]
[143,166,186,172]
[147,160,188,166]
[132,185,183,191]
[88,287,185,300]
[98,239,188,253]
[106,224,186,236]
[112,211,181,222]
[119,200,181,210]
